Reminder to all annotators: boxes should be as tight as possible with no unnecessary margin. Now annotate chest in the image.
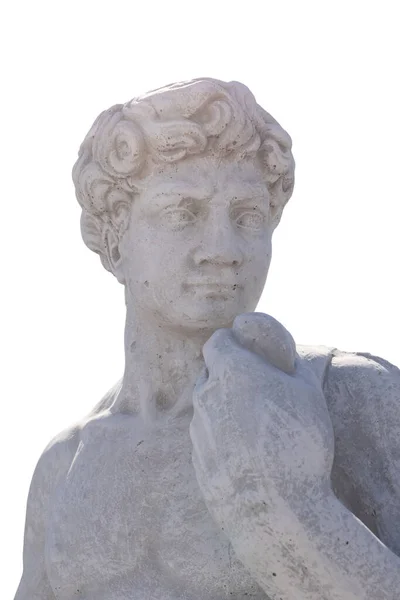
[46,415,265,599]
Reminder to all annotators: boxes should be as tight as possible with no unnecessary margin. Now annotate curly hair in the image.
[72,78,295,274]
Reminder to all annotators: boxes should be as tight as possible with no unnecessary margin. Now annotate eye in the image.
[161,206,197,228]
[234,208,265,231]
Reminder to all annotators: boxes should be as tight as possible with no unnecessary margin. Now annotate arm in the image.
[15,429,78,600]
[324,351,400,555]
[225,476,400,600]
[191,314,400,600]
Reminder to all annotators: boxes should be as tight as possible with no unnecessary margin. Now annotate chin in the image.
[175,297,250,333]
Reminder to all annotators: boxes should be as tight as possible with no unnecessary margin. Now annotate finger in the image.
[193,374,219,410]
[194,365,209,394]
[190,398,219,478]
[202,328,260,379]
[232,313,296,375]
[189,413,216,472]
[202,328,238,373]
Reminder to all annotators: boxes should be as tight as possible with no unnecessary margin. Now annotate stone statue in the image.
[15,79,400,600]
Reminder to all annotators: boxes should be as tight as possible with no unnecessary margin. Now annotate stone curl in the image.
[72,78,295,274]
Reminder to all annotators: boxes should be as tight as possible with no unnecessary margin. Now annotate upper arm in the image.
[15,429,79,600]
[324,351,400,555]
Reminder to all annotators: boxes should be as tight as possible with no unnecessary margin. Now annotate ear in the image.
[103,226,125,284]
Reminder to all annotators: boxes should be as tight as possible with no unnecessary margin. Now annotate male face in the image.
[119,155,273,334]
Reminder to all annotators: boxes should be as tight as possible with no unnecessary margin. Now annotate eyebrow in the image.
[144,182,212,201]
[147,181,268,199]
[226,183,269,203]
[142,180,269,215]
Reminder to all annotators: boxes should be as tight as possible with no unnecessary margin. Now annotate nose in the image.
[192,220,243,268]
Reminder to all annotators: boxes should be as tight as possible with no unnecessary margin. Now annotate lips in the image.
[186,278,242,287]
[184,280,243,296]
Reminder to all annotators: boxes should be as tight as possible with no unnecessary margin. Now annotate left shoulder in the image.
[322,349,400,436]
[328,349,399,375]
[296,343,400,411]
[325,349,400,400]
[322,349,400,553]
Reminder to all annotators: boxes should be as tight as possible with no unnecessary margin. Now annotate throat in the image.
[111,302,210,421]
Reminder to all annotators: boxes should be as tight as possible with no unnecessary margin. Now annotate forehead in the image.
[143,156,267,196]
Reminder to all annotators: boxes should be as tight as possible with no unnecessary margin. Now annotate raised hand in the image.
[190,312,334,536]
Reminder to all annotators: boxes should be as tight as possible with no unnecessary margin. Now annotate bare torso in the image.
[32,346,399,600]
[46,407,266,600]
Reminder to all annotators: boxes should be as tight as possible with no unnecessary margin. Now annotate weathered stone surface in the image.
[15,79,400,600]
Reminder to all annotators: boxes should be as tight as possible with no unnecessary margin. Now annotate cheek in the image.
[123,241,189,312]
[123,224,184,281]
[257,246,272,276]
[240,240,271,300]
[244,236,272,274]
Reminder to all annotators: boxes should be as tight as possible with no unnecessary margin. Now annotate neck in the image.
[113,301,212,422]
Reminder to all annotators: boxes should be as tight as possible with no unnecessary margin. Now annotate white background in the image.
[2,1,399,596]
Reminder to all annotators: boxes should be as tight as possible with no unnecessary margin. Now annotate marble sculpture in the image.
[15,78,400,600]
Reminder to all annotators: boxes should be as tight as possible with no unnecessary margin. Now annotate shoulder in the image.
[321,349,400,458]
[324,349,400,409]
[33,379,125,489]
[296,343,400,397]
[30,382,121,500]
[327,349,399,377]
[21,423,82,578]
[29,424,81,511]
[295,344,400,427]
[33,378,135,486]
[322,350,400,553]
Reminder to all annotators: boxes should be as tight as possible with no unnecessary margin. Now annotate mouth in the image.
[184,281,243,297]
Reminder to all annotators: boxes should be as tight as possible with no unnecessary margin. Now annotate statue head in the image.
[72,78,295,334]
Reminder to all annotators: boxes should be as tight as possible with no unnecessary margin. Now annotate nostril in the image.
[192,246,243,267]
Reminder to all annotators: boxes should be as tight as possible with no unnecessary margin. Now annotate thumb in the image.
[232,313,296,375]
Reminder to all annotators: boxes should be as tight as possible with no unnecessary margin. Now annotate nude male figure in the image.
[15,79,400,600]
